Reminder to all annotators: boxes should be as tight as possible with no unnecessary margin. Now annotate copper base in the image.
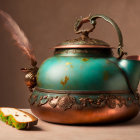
[30,104,139,124]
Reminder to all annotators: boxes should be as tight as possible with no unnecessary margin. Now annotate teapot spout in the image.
[118,55,140,91]
[21,67,38,92]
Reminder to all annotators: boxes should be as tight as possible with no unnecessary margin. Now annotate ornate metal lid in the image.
[55,37,110,48]
[54,14,127,59]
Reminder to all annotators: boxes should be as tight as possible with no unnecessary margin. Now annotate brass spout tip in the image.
[20,68,30,73]
[21,68,27,70]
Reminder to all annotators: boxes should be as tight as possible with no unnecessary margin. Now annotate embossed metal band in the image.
[35,87,130,95]
[29,93,139,110]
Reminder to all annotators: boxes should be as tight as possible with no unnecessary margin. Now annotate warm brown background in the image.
[0,0,139,108]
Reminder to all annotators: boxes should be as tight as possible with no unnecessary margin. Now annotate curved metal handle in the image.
[74,14,127,58]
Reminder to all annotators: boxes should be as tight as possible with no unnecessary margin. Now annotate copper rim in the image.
[54,45,115,49]
[30,103,139,124]
[35,87,131,94]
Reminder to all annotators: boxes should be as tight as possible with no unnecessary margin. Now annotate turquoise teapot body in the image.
[27,15,140,124]
[37,51,140,92]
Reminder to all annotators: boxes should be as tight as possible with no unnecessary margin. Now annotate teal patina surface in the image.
[36,50,140,92]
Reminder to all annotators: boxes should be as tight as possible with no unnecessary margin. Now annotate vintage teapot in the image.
[0,10,140,124]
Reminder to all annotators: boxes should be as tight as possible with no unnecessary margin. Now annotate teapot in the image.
[1,10,140,124]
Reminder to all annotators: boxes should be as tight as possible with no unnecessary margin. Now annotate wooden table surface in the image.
[0,109,140,140]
